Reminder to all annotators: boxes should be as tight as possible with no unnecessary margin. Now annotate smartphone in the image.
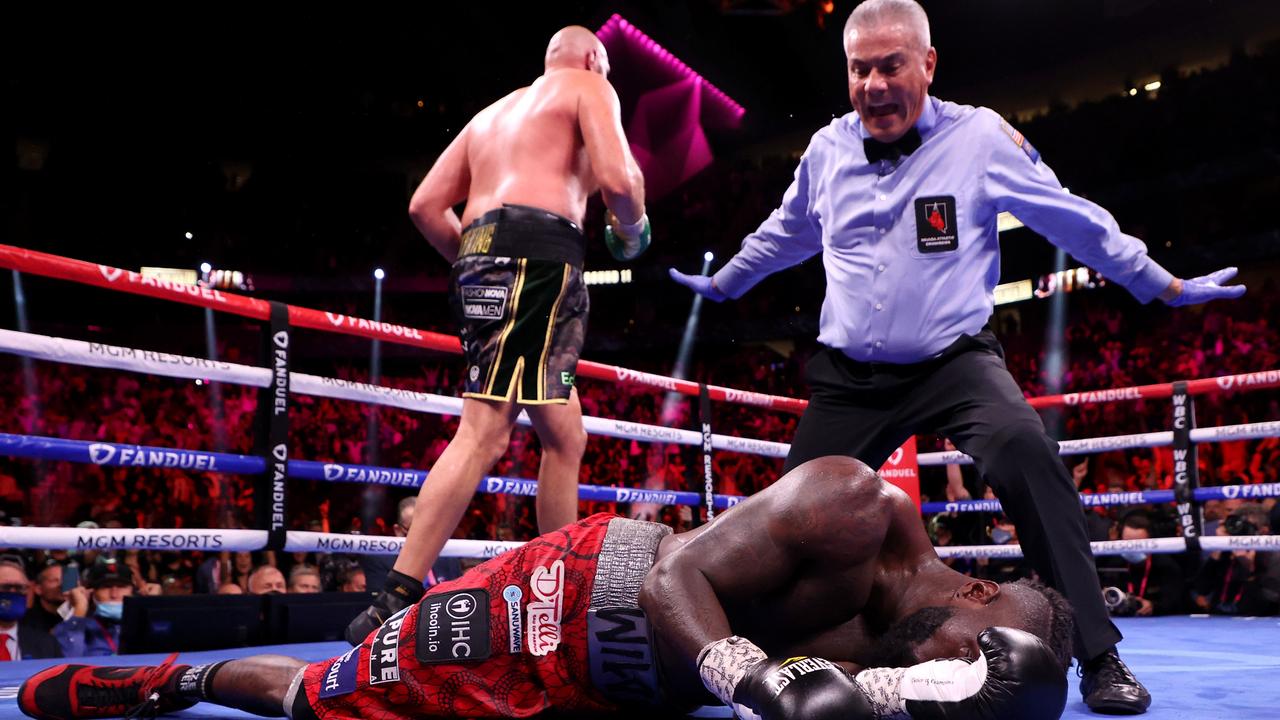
[61,564,81,592]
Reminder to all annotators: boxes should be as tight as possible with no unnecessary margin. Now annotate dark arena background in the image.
[4,1,1280,718]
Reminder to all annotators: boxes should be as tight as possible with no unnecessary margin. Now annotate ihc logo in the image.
[447,593,477,620]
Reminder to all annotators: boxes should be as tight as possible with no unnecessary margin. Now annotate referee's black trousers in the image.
[783,330,1120,661]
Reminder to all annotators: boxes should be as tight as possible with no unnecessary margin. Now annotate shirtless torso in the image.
[410,64,643,260]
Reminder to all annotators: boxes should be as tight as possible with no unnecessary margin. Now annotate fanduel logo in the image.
[89,444,116,464]
[98,265,123,282]
[1216,371,1280,390]
[886,447,905,466]
[483,478,538,496]
[614,489,678,504]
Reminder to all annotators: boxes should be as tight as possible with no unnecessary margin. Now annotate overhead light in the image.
[703,251,714,262]
[184,231,194,240]
[373,268,385,280]
[1144,80,1161,92]
[199,262,212,274]
[1128,88,1138,96]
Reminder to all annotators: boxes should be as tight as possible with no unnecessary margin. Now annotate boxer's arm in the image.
[578,73,645,225]
[409,124,471,263]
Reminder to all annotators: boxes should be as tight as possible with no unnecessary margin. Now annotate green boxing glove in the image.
[604,210,651,261]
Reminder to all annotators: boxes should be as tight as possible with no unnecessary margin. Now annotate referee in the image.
[672,0,1244,714]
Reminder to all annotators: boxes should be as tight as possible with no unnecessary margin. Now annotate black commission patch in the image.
[416,589,492,664]
[913,196,958,254]
[368,606,411,685]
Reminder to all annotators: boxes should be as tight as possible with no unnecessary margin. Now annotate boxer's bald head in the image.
[546,26,610,77]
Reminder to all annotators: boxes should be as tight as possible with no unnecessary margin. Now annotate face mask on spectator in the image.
[990,527,1013,545]
[0,592,27,621]
[1121,552,1148,564]
[95,601,124,621]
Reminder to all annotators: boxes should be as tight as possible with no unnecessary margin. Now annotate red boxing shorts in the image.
[290,513,671,719]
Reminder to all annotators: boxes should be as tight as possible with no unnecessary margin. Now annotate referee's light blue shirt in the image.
[713,96,1174,364]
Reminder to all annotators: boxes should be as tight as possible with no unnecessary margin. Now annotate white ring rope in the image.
[0,329,790,458]
[0,526,525,559]
[4,525,1279,560]
[918,422,1280,466]
[7,329,1278,465]
[936,535,1280,559]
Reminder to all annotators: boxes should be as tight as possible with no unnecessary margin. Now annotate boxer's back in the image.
[461,69,599,227]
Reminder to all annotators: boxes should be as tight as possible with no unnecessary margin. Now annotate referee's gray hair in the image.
[844,0,932,51]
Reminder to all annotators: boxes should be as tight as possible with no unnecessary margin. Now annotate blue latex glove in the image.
[668,268,727,302]
[1166,267,1247,306]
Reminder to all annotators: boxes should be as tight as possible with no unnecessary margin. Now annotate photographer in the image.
[1192,504,1280,616]
[1098,511,1186,616]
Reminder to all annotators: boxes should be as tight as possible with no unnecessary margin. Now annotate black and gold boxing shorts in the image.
[449,204,589,405]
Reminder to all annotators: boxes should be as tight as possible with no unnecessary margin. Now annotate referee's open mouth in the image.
[865,103,900,118]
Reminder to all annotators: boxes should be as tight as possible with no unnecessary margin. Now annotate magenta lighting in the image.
[596,13,745,127]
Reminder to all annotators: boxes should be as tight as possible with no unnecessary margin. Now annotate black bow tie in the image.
[863,127,922,164]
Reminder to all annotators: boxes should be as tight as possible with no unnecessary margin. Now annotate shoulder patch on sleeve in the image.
[998,119,1040,164]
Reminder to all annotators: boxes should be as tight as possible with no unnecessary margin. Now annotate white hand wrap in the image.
[853,667,909,719]
[696,635,768,708]
[614,213,649,238]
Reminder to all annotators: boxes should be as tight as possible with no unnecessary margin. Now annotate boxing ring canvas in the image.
[1,616,1276,720]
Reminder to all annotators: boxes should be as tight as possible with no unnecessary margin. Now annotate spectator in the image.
[24,560,68,636]
[338,567,367,593]
[1191,504,1280,615]
[216,583,244,595]
[358,496,463,593]
[287,566,322,594]
[1097,512,1186,616]
[52,556,133,657]
[246,566,286,595]
[0,555,62,659]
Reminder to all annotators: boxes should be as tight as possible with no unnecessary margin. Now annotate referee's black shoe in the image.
[1079,649,1151,714]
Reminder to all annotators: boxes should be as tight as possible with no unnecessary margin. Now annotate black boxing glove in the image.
[343,569,424,645]
[734,656,875,720]
[852,626,1067,720]
[698,636,874,720]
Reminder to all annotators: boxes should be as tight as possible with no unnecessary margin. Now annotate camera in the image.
[1102,586,1141,617]
[1224,514,1259,536]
